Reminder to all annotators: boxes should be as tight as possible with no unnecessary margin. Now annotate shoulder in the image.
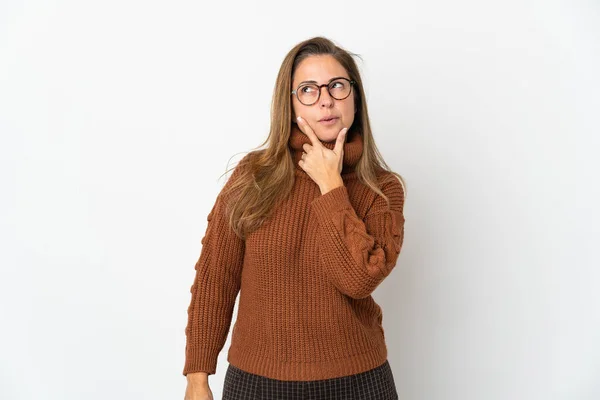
[219,150,262,199]
[229,151,253,175]
[223,151,257,184]
[375,171,406,203]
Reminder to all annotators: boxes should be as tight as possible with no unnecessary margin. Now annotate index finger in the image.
[297,117,322,147]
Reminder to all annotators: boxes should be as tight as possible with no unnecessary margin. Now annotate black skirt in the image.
[222,359,398,400]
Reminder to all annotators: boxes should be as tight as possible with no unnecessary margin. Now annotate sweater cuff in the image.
[182,345,220,376]
[310,185,353,221]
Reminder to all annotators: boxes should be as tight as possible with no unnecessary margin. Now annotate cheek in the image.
[292,100,309,117]
[341,101,355,122]
[293,103,318,122]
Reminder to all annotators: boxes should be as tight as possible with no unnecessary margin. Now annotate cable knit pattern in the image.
[311,186,404,300]
[183,124,405,381]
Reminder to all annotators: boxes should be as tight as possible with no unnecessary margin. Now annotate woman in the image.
[183,36,406,400]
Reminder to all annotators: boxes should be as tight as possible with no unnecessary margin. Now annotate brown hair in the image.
[217,36,406,240]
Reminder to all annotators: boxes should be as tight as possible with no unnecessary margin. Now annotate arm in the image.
[310,176,405,299]
[182,162,246,376]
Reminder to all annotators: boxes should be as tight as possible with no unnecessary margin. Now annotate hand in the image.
[184,375,213,400]
[296,116,347,194]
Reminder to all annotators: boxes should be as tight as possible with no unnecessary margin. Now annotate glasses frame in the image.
[291,77,356,106]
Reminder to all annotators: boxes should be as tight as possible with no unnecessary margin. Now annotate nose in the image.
[318,86,334,108]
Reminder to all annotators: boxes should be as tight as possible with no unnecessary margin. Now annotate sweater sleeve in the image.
[182,163,246,376]
[310,176,405,299]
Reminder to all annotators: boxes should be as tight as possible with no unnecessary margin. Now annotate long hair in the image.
[217,36,407,240]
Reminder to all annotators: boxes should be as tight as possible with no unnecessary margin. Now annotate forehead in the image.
[293,55,349,86]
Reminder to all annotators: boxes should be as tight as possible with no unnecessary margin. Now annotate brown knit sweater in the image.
[183,124,405,381]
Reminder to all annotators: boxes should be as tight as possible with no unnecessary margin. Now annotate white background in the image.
[1,0,599,399]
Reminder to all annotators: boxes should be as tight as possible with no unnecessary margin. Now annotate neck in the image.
[288,123,364,176]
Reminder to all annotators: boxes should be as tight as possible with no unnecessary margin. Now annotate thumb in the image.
[334,127,348,155]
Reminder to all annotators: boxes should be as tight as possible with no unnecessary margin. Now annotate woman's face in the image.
[291,54,355,142]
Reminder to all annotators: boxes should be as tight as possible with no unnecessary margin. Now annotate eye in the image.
[300,85,317,93]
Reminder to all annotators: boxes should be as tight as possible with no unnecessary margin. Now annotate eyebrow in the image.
[297,76,348,86]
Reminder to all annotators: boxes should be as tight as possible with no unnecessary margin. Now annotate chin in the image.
[318,126,342,140]
[316,133,338,143]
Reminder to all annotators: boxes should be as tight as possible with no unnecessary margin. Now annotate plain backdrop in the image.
[1,0,599,399]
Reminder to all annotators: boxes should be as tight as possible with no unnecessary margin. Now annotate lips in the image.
[319,116,338,122]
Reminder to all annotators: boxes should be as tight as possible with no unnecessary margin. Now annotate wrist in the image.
[319,178,344,195]
[187,372,209,383]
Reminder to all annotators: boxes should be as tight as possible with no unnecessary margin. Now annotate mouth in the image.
[319,117,339,122]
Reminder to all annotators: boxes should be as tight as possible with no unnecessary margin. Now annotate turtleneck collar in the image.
[288,123,363,177]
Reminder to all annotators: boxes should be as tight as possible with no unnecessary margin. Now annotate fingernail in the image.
[297,116,302,122]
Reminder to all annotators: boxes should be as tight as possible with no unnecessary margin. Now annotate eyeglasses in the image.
[291,77,355,106]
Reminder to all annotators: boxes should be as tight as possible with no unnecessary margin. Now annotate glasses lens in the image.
[297,84,319,105]
[295,79,352,105]
[329,79,351,100]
